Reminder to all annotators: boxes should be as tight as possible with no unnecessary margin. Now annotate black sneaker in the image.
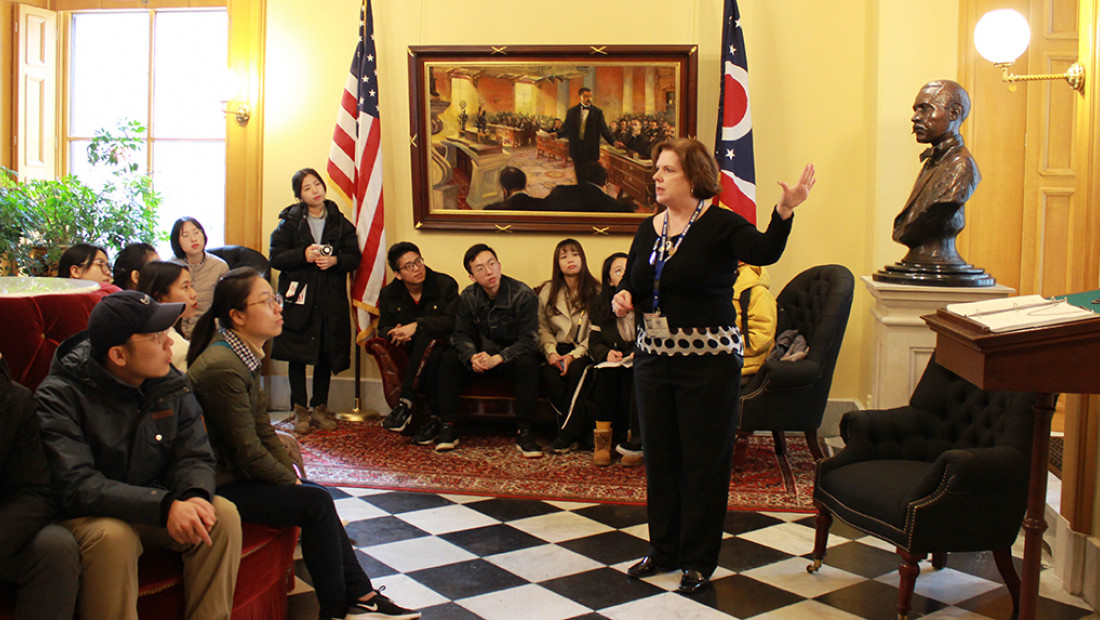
[382,401,412,432]
[411,417,443,445]
[346,588,421,619]
[435,423,459,451]
[550,431,579,454]
[516,430,543,458]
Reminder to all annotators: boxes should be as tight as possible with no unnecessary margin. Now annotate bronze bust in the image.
[874,80,994,286]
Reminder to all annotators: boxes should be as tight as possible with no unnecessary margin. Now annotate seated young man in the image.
[0,355,80,620]
[417,244,543,457]
[378,241,459,433]
[35,290,242,620]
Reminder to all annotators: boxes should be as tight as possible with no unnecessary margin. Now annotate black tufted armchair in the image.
[734,264,854,470]
[808,354,1037,620]
[208,245,271,282]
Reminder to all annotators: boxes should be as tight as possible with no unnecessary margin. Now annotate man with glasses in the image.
[377,242,459,434]
[425,244,543,457]
[36,290,242,620]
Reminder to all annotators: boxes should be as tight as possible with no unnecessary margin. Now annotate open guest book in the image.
[945,293,1099,333]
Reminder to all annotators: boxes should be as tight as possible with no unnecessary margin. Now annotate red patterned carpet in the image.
[294,421,816,513]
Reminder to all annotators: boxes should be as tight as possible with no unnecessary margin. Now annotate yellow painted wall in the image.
[260,0,962,402]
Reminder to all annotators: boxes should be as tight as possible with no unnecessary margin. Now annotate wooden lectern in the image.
[922,310,1100,620]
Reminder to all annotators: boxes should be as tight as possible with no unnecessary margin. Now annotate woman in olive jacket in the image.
[269,168,361,434]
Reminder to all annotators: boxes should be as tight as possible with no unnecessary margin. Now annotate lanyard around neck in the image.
[649,199,705,313]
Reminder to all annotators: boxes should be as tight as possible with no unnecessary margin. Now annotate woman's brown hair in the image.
[650,138,722,200]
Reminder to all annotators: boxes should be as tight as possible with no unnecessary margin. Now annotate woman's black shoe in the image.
[627,556,674,578]
[677,569,709,593]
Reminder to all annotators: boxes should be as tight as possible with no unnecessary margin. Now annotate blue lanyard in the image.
[649,200,705,313]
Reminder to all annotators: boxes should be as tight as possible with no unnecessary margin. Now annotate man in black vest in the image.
[552,87,622,180]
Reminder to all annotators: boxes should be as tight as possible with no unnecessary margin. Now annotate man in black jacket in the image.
[415,244,543,458]
[378,242,459,434]
[0,355,80,620]
[544,162,634,213]
[36,291,242,620]
[552,87,621,180]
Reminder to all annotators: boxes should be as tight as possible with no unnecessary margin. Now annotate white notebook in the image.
[946,295,1096,333]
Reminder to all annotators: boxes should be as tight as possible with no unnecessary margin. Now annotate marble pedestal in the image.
[863,276,1015,409]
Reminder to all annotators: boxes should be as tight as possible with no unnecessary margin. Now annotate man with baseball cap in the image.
[36,290,242,620]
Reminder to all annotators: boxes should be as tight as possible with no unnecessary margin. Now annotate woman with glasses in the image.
[187,268,420,620]
[170,217,229,338]
[137,261,199,370]
[269,168,361,435]
[57,243,113,286]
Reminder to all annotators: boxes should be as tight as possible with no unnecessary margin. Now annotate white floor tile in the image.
[753,599,865,620]
[600,591,737,619]
[438,493,486,504]
[457,583,591,620]
[737,521,844,556]
[743,556,865,599]
[368,573,449,609]
[332,497,388,521]
[545,499,599,511]
[507,510,614,543]
[396,504,500,535]
[335,486,387,497]
[485,543,603,582]
[918,607,997,619]
[876,566,1001,605]
[619,523,650,540]
[361,536,476,573]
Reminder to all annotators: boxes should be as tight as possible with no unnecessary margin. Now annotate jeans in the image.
[437,348,539,430]
[0,524,81,620]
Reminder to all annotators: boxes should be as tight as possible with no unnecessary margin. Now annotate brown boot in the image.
[293,404,312,434]
[593,426,612,466]
[312,404,338,431]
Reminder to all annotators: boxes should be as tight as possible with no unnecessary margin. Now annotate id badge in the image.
[643,312,671,338]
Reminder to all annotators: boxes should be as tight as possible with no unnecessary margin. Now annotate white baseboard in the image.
[264,374,389,416]
[1049,504,1100,608]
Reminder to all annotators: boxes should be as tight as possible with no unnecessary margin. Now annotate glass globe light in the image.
[974,9,1031,64]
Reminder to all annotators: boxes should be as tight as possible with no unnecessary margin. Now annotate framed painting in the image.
[408,45,698,234]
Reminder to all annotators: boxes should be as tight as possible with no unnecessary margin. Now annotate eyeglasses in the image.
[88,259,112,271]
[130,331,167,345]
[179,230,203,240]
[248,294,284,310]
[471,260,499,276]
[398,256,424,273]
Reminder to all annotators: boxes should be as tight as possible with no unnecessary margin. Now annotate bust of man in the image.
[876,80,993,286]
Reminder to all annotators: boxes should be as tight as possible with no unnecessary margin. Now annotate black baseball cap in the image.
[88,290,185,358]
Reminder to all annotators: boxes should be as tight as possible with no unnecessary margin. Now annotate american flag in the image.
[327,0,385,341]
[713,0,757,224]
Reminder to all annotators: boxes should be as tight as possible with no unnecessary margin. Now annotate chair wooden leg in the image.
[931,552,947,569]
[807,502,832,573]
[805,429,825,461]
[733,430,751,472]
[772,430,787,456]
[993,547,1021,614]
[896,550,925,620]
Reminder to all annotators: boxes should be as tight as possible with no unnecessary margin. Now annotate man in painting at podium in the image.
[552,87,623,180]
[545,162,633,213]
[484,167,545,211]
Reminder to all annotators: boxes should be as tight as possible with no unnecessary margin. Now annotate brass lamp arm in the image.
[996,62,1085,93]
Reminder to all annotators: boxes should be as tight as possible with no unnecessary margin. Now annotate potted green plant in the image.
[0,119,163,276]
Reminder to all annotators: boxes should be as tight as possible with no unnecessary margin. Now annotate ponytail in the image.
[186,267,261,365]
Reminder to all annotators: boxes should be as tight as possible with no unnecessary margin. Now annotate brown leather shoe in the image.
[293,404,312,434]
[312,404,338,431]
[593,428,612,466]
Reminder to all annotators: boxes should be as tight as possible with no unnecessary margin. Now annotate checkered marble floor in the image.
[286,487,1098,620]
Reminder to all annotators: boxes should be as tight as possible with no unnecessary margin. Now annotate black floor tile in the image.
[573,503,649,529]
[408,559,529,600]
[956,585,1093,620]
[557,531,651,566]
[354,548,397,578]
[358,490,457,514]
[692,573,805,618]
[940,550,1023,583]
[540,567,664,610]
[344,516,429,546]
[793,514,867,540]
[324,486,353,500]
[564,614,611,620]
[418,602,485,620]
[463,497,563,521]
[716,536,795,572]
[814,579,948,619]
[722,510,786,535]
[440,524,545,557]
[818,541,903,579]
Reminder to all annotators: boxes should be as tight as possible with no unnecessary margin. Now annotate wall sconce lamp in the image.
[974,9,1084,94]
[219,69,252,124]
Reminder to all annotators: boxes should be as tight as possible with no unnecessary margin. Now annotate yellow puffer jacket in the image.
[732,264,777,376]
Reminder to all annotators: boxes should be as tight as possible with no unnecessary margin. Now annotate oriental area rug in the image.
[291,421,816,513]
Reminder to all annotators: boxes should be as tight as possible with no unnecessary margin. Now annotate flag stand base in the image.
[336,398,379,422]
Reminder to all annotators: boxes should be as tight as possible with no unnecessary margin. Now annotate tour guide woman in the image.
[269,168,361,435]
[612,138,815,593]
[186,268,420,620]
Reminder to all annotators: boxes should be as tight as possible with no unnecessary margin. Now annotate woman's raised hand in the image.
[776,163,816,219]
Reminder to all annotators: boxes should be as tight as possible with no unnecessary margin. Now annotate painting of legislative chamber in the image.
[408,45,698,233]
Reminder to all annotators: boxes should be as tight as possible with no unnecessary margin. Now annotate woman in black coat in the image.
[269,168,361,434]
